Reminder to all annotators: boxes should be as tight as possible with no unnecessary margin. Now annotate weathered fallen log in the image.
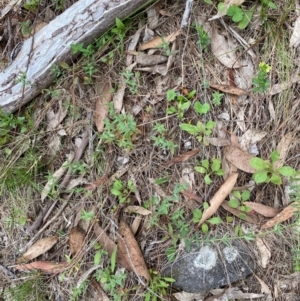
[0,0,154,113]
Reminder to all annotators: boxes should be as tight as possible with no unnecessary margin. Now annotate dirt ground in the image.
[0,0,300,300]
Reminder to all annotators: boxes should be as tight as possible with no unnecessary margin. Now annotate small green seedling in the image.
[151,122,178,154]
[120,69,140,94]
[180,120,216,145]
[252,62,271,93]
[194,101,210,114]
[111,179,135,204]
[80,210,95,222]
[166,89,195,120]
[212,91,224,106]
[228,190,252,220]
[195,158,224,185]
[195,24,210,52]
[250,150,297,185]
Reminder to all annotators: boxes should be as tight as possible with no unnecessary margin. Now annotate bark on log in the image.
[0,0,154,113]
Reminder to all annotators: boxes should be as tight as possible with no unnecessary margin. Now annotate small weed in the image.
[71,280,88,301]
[194,158,224,185]
[166,89,194,120]
[80,210,95,222]
[111,179,135,204]
[23,0,40,11]
[228,190,252,220]
[194,100,210,115]
[252,62,271,93]
[151,122,178,154]
[195,24,210,52]
[212,91,224,106]
[19,20,32,35]
[250,150,297,185]
[121,69,140,94]
[180,120,215,145]
[70,43,95,58]
[100,104,138,151]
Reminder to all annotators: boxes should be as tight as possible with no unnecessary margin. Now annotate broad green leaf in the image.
[250,157,268,170]
[215,169,225,176]
[202,223,209,233]
[202,159,209,169]
[211,158,221,172]
[194,101,210,114]
[94,250,101,265]
[270,149,279,163]
[205,120,216,130]
[268,1,277,9]
[166,106,176,114]
[166,89,176,101]
[203,202,209,210]
[241,190,250,201]
[111,188,122,196]
[233,190,241,199]
[253,171,268,183]
[238,8,254,29]
[180,123,199,135]
[238,213,247,220]
[180,101,191,111]
[195,166,206,174]
[207,217,222,225]
[278,166,296,177]
[187,90,196,99]
[115,18,125,30]
[196,121,205,132]
[270,173,282,185]
[193,208,202,221]
[228,199,239,208]
[204,174,212,185]
[226,216,234,222]
[218,2,226,12]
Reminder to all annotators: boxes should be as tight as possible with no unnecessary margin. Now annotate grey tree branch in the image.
[0,0,155,113]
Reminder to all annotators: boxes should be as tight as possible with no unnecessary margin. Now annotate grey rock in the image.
[162,241,255,293]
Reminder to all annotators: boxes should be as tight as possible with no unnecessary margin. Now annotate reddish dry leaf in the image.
[95,82,112,132]
[15,261,69,274]
[140,29,182,51]
[222,201,259,224]
[163,149,201,167]
[243,202,280,218]
[261,203,297,230]
[85,175,109,190]
[117,218,150,284]
[228,69,236,87]
[93,223,116,256]
[17,235,58,263]
[180,190,203,203]
[124,206,152,215]
[198,173,238,226]
[69,226,85,257]
[210,84,248,96]
[224,145,256,173]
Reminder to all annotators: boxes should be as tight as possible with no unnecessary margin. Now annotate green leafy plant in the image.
[151,122,178,154]
[194,100,210,114]
[80,210,95,222]
[166,89,194,120]
[194,158,224,185]
[111,179,135,204]
[195,24,210,52]
[250,150,297,185]
[180,120,215,145]
[100,104,138,151]
[252,62,271,93]
[228,190,252,220]
[23,0,40,10]
[19,20,32,35]
[212,91,224,106]
[71,281,88,301]
[70,43,95,57]
[120,69,140,94]
[144,270,175,301]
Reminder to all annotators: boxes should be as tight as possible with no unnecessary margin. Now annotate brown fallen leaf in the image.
[140,29,182,51]
[224,145,256,173]
[117,218,150,284]
[134,52,168,66]
[261,203,297,230]
[181,190,203,203]
[222,201,259,224]
[205,137,230,147]
[124,206,152,215]
[255,275,272,295]
[255,237,271,268]
[163,149,201,167]
[93,223,116,256]
[15,261,69,274]
[69,226,85,257]
[17,235,59,263]
[244,202,280,218]
[198,173,238,226]
[95,82,113,133]
[210,84,248,96]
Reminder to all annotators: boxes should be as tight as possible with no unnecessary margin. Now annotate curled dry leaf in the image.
[222,201,259,224]
[124,206,152,215]
[244,202,280,218]
[17,235,59,263]
[255,275,272,295]
[15,261,69,274]
[95,82,113,133]
[117,218,150,284]
[140,29,182,51]
[255,237,271,268]
[163,149,201,167]
[198,173,238,226]
[69,226,85,257]
[224,145,256,173]
[261,203,297,230]
[211,22,242,68]
[210,84,248,95]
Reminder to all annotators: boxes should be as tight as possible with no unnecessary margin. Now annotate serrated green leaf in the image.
[250,157,268,170]
[194,101,210,114]
[253,171,268,183]
[228,199,239,208]
[207,217,222,225]
[166,89,176,101]
[167,106,176,114]
[278,166,296,177]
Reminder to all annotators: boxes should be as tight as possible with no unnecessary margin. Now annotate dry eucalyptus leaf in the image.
[244,202,280,217]
[255,275,272,295]
[198,173,238,226]
[261,203,297,230]
[140,29,182,50]
[173,291,206,301]
[117,219,150,284]
[69,226,85,256]
[126,28,143,66]
[18,235,58,263]
[163,149,201,167]
[15,261,69,274]
[134,52,168,66]
[95,82,113,132]
[211,22,242,68]
[224,145,256,173]
[124,206,152,215]
[210,83,248,95]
